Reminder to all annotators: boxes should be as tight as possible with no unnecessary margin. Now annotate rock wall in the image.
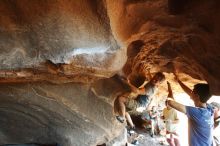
[0,0,220,145]
[0,76,128,146]
[1,0,220,93]
[0,0,126,83]
[110,0,220,95]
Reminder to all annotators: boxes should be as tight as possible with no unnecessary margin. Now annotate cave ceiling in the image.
[0,0,220,94]
[0,0,220,145]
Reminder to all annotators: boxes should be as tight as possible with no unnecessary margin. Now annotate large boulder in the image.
[0,0,126,83]
[0,0,220,145]
[0,76,128,146]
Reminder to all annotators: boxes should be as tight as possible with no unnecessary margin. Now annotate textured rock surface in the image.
[117,0,220,95]
[0,77,128,146]
[1,0,220,93]
[0,0,126,83]
[0,0,220,145]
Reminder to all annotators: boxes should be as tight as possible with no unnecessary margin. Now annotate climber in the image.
[114,71,165,129]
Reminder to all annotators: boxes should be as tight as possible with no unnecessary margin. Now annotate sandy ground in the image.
[127,128,169,146]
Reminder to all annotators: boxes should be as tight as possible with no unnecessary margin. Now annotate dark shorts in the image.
[125,95,149,112]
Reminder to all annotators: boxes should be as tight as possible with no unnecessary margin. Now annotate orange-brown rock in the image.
[0,0,220,145]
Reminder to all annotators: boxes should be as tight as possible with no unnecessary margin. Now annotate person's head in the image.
[192,83,211,103]
[210,102,220,110]
[150,72,165,86]
[210,102,220,119]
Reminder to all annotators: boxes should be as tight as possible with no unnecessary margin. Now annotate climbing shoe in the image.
[131,139,139,145]
[116,116,125,123]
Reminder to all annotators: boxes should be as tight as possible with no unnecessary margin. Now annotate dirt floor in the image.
[127,128,168,146]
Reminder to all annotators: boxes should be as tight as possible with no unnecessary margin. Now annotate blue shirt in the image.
[186,104,214,146]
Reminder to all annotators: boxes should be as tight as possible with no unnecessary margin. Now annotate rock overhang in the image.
[0,0,220,145]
